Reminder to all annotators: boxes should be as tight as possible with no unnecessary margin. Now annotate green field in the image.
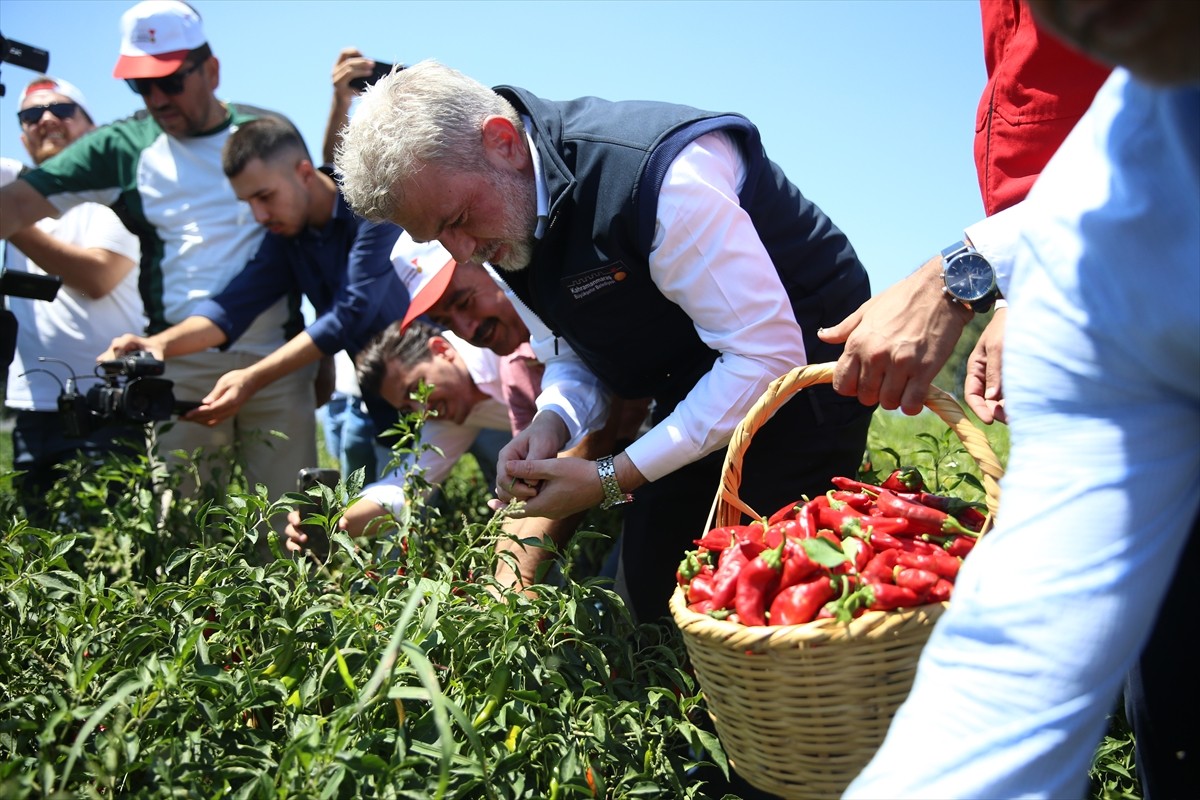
[0,406,1141,799]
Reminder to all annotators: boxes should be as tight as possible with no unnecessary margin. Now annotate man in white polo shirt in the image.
[2,75,144,517]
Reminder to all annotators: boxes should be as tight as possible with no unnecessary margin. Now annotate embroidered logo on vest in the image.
[563,263,629,302]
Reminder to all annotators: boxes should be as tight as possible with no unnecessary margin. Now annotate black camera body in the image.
[58,351,179,438]
[1,32,51,98]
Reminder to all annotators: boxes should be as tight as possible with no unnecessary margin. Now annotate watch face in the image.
[944,253,996,302]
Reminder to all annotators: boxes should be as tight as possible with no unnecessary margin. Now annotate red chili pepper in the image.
[767,499,807,525]
[882,467,925,493]
[955,506,989,532]
[896,550,961,580]
[861,549,902,582]
[927,578,954,602]
[769,576,836,626]
[863,529,904,551]
[864,579,921,611]
[687,570,716,604]
[945,534,977,558]
[895,491,989,532]
[793,498,820,539]
[694,525,752,551]
[830,476,882,494]
[816,501,868,532]
[839,537,874,575]
[829,490,875,512]
[767,518,810,548]
[778,539,821,588]
[709,545,750,610]
[894,567,939,596]
[875,489,976,537]
[734,542,785,626]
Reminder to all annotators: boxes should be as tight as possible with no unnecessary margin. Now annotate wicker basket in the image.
[670,362,1003,800]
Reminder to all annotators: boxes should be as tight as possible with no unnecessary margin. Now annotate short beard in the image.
[483,166,538,272]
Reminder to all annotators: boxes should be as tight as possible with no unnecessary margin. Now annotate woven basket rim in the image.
[669,584,947,650]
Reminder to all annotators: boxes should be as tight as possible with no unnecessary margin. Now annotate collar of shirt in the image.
[442,329,504,405]
[296,167,356,243]
[522,115,550,240]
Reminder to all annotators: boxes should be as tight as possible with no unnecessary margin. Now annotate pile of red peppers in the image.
[675,468,987,627]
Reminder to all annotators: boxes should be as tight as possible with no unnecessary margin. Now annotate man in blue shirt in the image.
[844,0,1199,796]
[103,117,407,432]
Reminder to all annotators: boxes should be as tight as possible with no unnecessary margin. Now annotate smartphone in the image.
[296,467,340,562]
[349,60,400,92]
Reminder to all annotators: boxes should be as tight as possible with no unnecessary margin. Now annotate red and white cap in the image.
[20,76,91,119]
[112,0,207,79]
[392,234,459,331]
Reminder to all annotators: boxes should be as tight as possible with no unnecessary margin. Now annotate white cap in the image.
[113,0,207,79]
[390,232,459,331]
[20,76,92,120]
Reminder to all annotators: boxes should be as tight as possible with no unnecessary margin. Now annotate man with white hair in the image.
[335,62,874,628]
[2,75,144,509]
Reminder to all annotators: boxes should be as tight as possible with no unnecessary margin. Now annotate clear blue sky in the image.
[0,0,989,295]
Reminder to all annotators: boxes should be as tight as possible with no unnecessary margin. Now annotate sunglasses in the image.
[124,60,204,96]
[17,102,79,126]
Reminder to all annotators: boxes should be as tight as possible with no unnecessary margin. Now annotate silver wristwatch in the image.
[597,455,633,510]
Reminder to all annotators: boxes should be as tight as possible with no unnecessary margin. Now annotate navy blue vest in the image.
[495,86,870,405]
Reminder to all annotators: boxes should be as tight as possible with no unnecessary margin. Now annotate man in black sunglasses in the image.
[0,1,316,550]
[2,75,145,521]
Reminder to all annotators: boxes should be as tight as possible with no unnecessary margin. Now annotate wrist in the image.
[596,455,634,510]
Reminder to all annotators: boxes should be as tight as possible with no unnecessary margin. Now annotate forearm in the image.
[322,94,354,165]
[494,513,581,588]
[341,497,396,538]
[239,332,325,394]
[150,316,228,358]
[6,226,133,298]
[1,180,58,240]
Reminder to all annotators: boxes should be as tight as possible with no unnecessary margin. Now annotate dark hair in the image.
[187,42,213,65]
[222,116,311,178]
[355,320,439,401]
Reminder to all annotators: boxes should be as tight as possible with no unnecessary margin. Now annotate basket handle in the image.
[706,362,1004,531]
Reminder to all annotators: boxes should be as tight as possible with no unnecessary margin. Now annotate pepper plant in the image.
[0,404,1139,799]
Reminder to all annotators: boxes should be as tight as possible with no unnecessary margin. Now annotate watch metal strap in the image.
[940,241,970,263]
[597,455,633,510]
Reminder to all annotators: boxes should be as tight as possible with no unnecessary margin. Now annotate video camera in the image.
[40,351,199,438]
[0,32,50,98]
